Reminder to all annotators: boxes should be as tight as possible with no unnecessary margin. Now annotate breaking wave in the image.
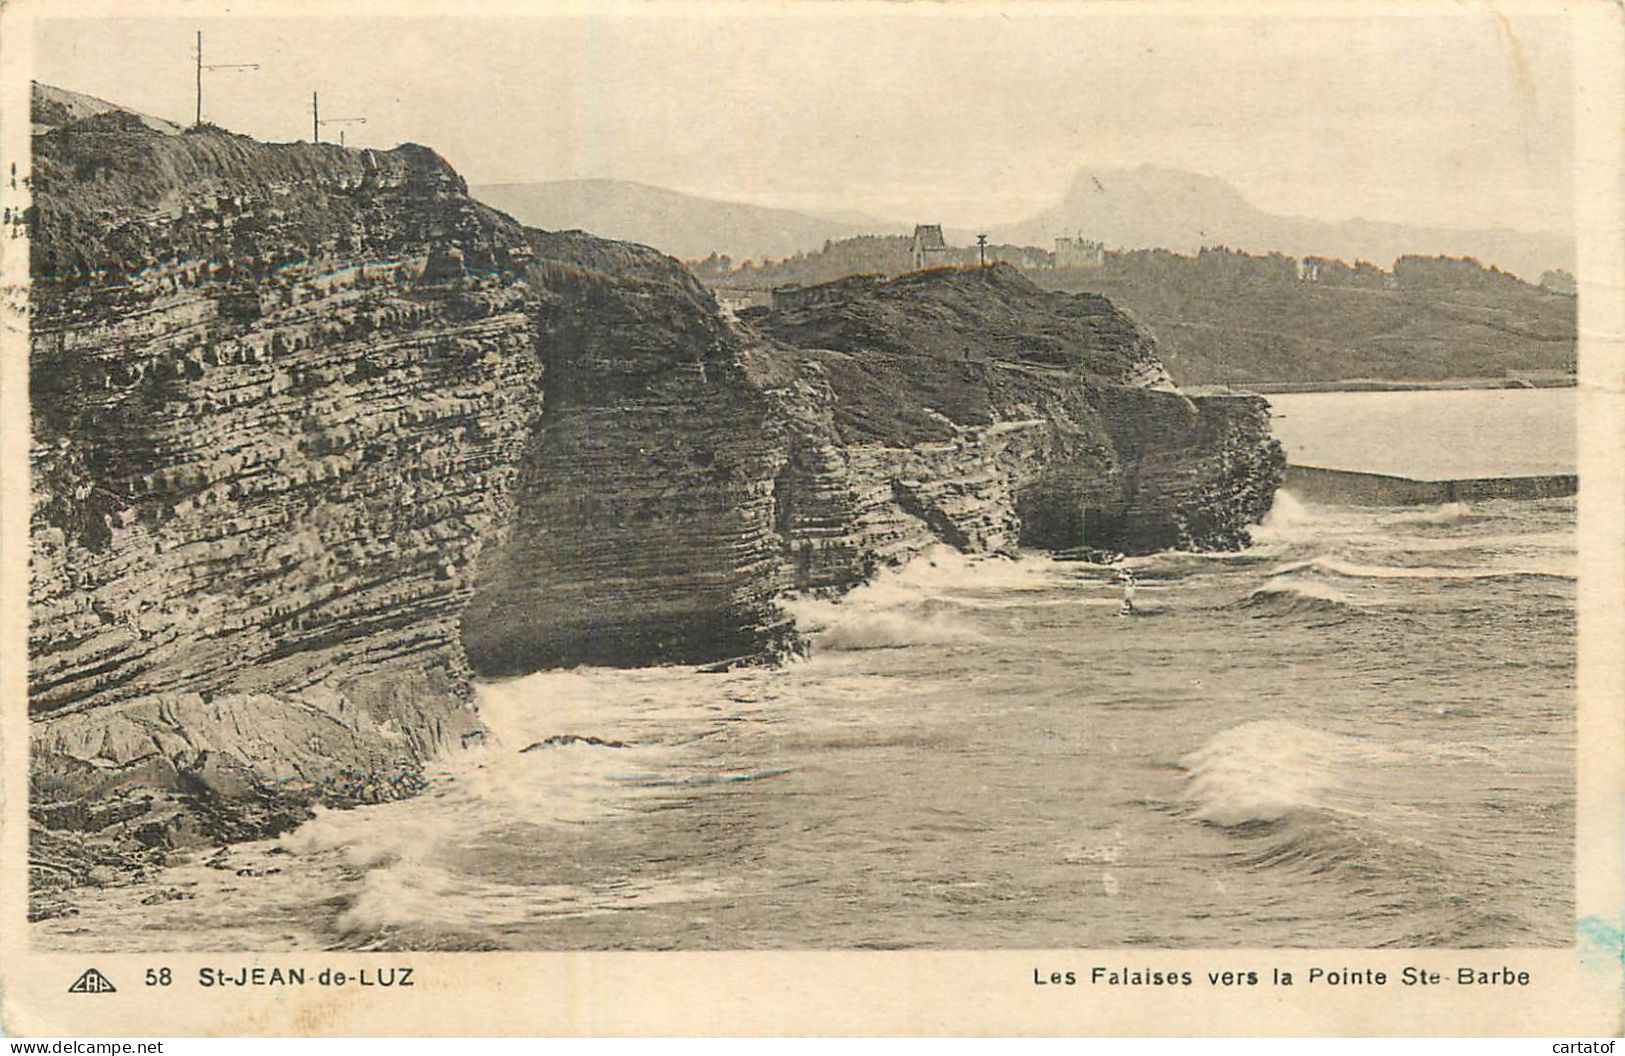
[784,544,1046,650]
[276,663,791,946]
[1389,502,1473,525]
[1271,554,1574,583]
[1181,720,1395,828]
[1176,719,1546,944]
[1255,489,1318,535]
[1180,722,1445,884]
[1237,578,1366,619]
[810,610,986,650]
[1254,490,1480,548]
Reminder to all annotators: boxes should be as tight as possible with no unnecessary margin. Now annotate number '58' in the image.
[145,967,172,986]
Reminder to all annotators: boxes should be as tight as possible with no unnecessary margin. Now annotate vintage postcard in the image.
[0,0,1620,1038]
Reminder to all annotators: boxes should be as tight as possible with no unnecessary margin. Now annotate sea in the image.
[35,389,1578,951]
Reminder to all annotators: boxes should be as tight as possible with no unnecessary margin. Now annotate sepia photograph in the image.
[2,0,1621,1038]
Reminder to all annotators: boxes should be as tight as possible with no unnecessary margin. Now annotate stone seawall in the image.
[1284,464,1577,505]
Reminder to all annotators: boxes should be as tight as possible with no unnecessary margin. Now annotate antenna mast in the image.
[194,31,259,128]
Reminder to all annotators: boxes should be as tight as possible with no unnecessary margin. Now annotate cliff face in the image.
[746,268,1282,584]
[457,231,795,672]
[26,87,1281,902]
[28,105,793,896]
[29,113,532,896]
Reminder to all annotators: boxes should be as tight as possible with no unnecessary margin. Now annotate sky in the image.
[30,7,1575,235]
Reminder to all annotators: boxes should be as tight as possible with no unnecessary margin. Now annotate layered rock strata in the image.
[748,267,1283,584]
[26,86,1282,904]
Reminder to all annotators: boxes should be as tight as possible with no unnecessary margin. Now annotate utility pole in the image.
[194,31,259,129]
[311,91,367,144]
[977,233,989,269]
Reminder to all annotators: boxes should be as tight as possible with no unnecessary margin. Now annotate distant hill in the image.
[478,167,1570,281]
[998,165,1573,283]
[472,179,905,263]
[1032,248,1576,388]
[703,239,1576,388]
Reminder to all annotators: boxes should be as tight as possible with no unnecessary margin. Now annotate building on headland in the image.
[909,224,950,271]
[1054,234,1105,270]
[1296,258,1321,282]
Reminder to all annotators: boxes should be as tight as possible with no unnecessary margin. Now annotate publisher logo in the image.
[67,968,117,994]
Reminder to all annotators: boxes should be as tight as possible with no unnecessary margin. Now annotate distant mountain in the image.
[472,179,906,263]
[996,165,1573,282]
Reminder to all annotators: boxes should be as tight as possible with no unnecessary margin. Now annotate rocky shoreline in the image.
[27,83,1282,913]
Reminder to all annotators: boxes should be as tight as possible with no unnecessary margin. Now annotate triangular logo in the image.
[68,968,116,994]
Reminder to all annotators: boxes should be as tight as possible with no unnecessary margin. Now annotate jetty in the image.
[1265,388,1575,506]
[1283,464,1576,506]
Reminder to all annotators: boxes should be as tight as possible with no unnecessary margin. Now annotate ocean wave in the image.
[1386,502,1473,526]
[330,858,729,948]
[279,665,782,891]
[1178,721,1463,887]
[1181,721,1393,827]
[1269,554,1574,582]
[784,544,1040,650]
[1250,490,1370,546]
[1367,531,1575,555]
[1252,491,1487,550]
[280,801,450,870]
[1255,490,1318,533]
[808,609,987,650]
[1237,579,1366,619]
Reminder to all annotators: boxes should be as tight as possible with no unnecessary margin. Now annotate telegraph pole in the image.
[312,91,367,144]
[977,233,989,269]
[194,31,259,129]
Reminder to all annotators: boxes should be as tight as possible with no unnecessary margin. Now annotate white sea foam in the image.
[1181,720,1393,827]
[1257,489,1318,532]
[1240,577,1367,618]
[60,487,1571,952]
[810,610,986,650]
[1271,553,1574,582]
[1389,501,1473,525]
[785,544,1053,650]
[332,858,729,939]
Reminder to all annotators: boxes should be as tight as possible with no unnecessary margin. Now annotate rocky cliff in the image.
[747,267,1282,576]
[26,85,1281,906]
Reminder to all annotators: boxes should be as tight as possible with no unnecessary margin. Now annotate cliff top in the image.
[744,263,1180,445]
[32,82,183,136]
[753,263,1167,383]
[29,92,504,306]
